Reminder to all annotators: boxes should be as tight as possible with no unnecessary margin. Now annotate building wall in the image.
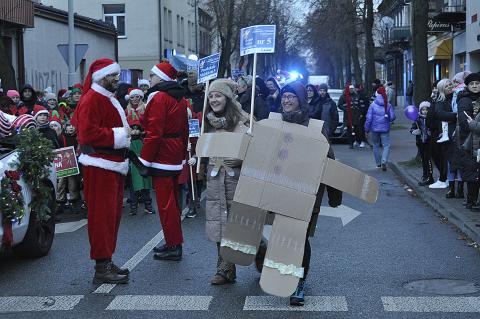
[23,14,116,91]
[466,0,480,72]
[41,0,206,77]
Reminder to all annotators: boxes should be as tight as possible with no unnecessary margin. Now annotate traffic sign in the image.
[57,44,89,71]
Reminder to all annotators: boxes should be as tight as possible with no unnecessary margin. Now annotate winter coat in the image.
[433,95,456,139]
[364,95,396,133]
[183,84,205,113]
[338,92,367,126]
[19,84,38,114]
[308,94,339,137]
[237,88,269,121]
[411,117,431,144]
[205,107,250,242]
[140,81,189,176]
[457,90,480,145]
[386,86,395,105]
[38,126,60,149]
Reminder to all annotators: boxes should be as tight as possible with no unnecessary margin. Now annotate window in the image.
[168,10,173,43]
[181,17,185,48]
[177,15,181,46]
[103,4,126,38]
[163,7,168,41]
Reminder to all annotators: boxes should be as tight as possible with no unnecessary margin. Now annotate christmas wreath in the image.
[1,128,55,247]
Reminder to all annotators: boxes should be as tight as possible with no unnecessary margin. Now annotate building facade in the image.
[40,0,212,83]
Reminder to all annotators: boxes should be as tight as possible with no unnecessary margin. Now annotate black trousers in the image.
[430,139,447,182]
[466,181,480,205]
[347,125,366,145]
[417,142,433,179]
[302,237,311,280]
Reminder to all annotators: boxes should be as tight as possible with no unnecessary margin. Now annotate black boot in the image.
[93,261,129,284]
[456,182,465,199]
[153,245,182,261]
[466,182,479,210]
[418,176,434,186]
[445,182,455,198]
[153,244,168,253]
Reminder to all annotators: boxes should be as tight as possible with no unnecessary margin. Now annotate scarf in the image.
[282,109,309,125]
[206,111,228,129]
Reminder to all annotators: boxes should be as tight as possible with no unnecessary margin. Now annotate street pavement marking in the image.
[0,295,84,312]
[243,296,348,312]
[55,219,88,234]
[106,295,213,311]
[318,205,361,226]
[382,297,480,312]
[93,205,191,294]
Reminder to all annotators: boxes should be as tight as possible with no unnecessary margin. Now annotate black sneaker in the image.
[290,279,306,306]
[381,163,387,171]
[144,203,155,214]
[129,209,137,216]
[153,244,168,253]
[153,245,182,261]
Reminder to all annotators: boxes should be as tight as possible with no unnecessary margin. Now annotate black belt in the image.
[163,133,181,138]
[80,145,129,159]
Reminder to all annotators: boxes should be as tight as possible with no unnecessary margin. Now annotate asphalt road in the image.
[1,141,480,318]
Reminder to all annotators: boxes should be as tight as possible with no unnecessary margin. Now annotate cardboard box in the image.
[196,113,379,297]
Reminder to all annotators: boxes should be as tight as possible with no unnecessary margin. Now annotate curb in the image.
[390,162,480,244]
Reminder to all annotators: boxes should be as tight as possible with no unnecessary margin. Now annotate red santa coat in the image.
[139,90,189,174]
[74,83,131,175]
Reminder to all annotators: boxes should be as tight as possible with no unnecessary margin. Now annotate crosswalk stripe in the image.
[105,295,213,311]
[382,296,480,312]
[55,219,88,234]
[0,295,84,312]
[243,296,348,312]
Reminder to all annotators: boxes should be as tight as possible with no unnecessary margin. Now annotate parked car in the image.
[327,89,348,142]
[0,144,57,258]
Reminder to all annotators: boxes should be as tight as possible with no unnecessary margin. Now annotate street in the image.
[1,133,480,319]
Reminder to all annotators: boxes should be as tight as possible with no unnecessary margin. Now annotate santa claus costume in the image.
[140,61,189,260]
[72,58,131,284]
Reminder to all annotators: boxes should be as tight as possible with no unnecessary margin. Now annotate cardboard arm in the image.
[321,158,379,204]
[195,132,251,160]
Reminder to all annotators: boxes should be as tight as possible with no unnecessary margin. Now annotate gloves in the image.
[188,157,197,166]
[411,129,421,136]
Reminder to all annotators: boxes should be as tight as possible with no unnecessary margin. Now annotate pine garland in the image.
[4,128,56,223]
[0,170,24,224]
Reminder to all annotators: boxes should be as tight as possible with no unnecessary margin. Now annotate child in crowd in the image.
[412,101,434,186]
[33,105,60,148]
[126,88,155,215]
[56,121,82,215]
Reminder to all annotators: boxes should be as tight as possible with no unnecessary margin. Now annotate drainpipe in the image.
[159,0,163,60]
[194,0,198,55]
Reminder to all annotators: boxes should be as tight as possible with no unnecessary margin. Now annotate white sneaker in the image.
[353,141,360,147]
[429,180,448,189]
[359,142,366,148]
[437,134,449,143]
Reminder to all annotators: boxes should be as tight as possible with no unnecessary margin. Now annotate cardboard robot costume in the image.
[196,112,379,297]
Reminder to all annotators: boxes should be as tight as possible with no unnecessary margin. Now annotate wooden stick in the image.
[197,80,210,174]
[248,52,258,133]
[188,148,196,201]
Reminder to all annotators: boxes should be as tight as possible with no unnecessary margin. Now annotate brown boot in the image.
[111,262,130,276]
[210,273,233,285]
[93,261,129,284]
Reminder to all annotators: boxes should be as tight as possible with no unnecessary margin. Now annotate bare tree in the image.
[364,0,375,94]
[412,0,431,105]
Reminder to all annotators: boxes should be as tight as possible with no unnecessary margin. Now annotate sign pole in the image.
[196,80,210,174]
[248,52,258,133]
[188,148,196,201]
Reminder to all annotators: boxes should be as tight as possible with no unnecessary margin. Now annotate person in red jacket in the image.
[139,61,189,261]
[72,58,131,284]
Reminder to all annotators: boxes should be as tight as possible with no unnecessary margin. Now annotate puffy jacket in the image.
[308,94,339,137]
[364,95,396,133]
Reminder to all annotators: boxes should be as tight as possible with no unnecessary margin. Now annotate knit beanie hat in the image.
[7,90,20,98]
[44,93,57,102]
[70,87,82,95]
[138,79,150,87]
[319,83,328,91]
[465,73,480,86]
[419,101,431,111]
[208,79,237,100]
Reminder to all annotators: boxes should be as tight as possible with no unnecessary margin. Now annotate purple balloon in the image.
[404,105,418,121]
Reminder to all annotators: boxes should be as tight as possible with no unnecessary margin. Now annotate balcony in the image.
[0,0,34,27]
[432,0,466,23]
[391,26,411,43]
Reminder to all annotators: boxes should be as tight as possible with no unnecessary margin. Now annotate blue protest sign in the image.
[231,69,245,80]
[240,25,276,56]
[189,119,200,137]
[197,53,221,84]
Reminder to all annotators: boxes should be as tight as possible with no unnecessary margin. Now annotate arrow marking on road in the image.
[318,205,361,226]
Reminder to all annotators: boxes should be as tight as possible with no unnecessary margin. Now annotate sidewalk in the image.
[387,111,480,244]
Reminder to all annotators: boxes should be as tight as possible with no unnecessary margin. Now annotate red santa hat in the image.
[125,88,144,101]
[33,105,49,119]
[83,58,121,94]
[151,61,177,81]
[376,86,388,115]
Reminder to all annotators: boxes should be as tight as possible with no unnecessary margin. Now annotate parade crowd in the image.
[0,57,399,307]
[408,71,480,212]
